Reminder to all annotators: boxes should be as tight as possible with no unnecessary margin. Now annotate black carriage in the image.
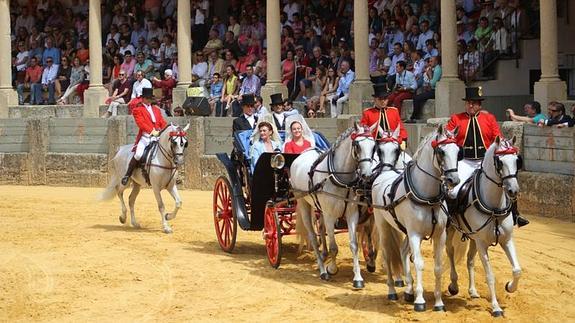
[213,129,330,268]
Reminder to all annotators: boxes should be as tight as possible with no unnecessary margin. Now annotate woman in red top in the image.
[283,119,313,154]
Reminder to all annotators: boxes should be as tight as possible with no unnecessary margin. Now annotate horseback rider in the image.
[121,87,168,185]
[360,84,408,147]
[446,86,529,227]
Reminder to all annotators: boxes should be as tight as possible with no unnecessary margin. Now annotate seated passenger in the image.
[249,118,282,173]
[283,114,315,154]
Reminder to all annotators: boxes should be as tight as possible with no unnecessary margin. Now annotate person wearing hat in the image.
[269,93,291,130]
[121,87,167,185]
[446,87,528,227]
[232,93,258,133]
[151,69,177,115]
[360,84,408,146]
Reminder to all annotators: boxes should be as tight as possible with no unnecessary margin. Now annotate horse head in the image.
[489,135,521,199]
[350,121,377,180]
[430,124,461,189]
[377,125,401,171]
[161,123,190,165]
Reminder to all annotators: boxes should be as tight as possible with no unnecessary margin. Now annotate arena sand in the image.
[0,185,574,322]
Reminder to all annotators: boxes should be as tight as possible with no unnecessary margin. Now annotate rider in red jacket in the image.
[121,88,168,185]
[360,84,408,146]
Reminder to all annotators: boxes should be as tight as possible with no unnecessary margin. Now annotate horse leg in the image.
[298,202,328,280]
[316,211,328,260]
[401,236,415,303]
[152,186,172,233]
[164,184,182,221]
[117,186,128,225]
[467,239,480,298]
[128,183,141,228]
[375,218,397,300]
[432,225,447,311]
[501,237,522,293]
[346,211,364,289]
[475,240,503,316]
[446,227,459,296]
[323,215,339,277]
[408,234,426,311]
[362,218,377,273]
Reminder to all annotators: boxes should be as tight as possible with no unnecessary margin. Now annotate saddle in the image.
[139,142,159,185]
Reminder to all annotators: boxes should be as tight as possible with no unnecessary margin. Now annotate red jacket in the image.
[446,110,501,159]
[152,78,177,101]
[360,106,408,142]
[132,102,167,145]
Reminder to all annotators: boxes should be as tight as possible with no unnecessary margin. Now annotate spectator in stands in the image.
[15,7,35,32]
[255,47,267,83]
[370,48,390,86]
[464,39,481,82]
[203,29,223,57]
[388,42,406,89]
[148,38,163,72]
[170,52,178,81]
[54,56,71,98]
[131,70,152,99]
[131,21,147,48]
[207,51,225,80]
[538,102,573,127]
[17,57,43,105]
[42,37,61,66]
[423,38,439,60]
[387,60,417,115]
[120,51,136,78]
[104,39,119,64]
[506,101,546,124]
[13,41,29,84]
[57,57,85,105]
[406,24,421,48]
[223,31,240,59]
[239,65,261,97]
[475,17,493,53]
[163,16,177,40]
[102,69,131,118]
[228,16,240,40]
[411,49,426,87]
[556,104,575,128]
[28,38,44,63]
[40,57,59,104]
[384,20,404,56]
[222,50,238,72]
[151,69,177,114]
[209,73,224,116]
[419,2,438,31]
[160,34,177,73]
[119,23,132,44]
[134,51,155,80]
[486,17,510,55]
[119,38,135,57]
[458,21,475,44]
[304,66,327,118]
[480,0,497,25]
[75,39,90,65]
[330,60,354,118]
[106,24,121,45]
[146,19,164,43]
[191,51,209,87]
[281,49,296,88]
[135,37,150,57]
[408,56,442,122]
[221,64,240,116]
[210,16,226,41]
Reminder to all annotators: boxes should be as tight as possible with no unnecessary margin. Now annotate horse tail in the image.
[380,220,404,277]
[98,180,118,201]
[98,149,122,201]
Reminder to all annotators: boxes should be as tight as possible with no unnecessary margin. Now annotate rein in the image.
[143,127,187,186]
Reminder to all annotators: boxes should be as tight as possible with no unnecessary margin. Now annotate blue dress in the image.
[250,139,282,173]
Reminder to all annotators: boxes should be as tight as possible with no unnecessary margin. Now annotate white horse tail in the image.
[381,220,404,276]
[98,179,118,201]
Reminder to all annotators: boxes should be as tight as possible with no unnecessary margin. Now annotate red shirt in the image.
[284,139,312,154]
[360,106,408,142]
[26,65,43,83]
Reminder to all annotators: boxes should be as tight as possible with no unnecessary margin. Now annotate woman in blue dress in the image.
[249,118,282,173]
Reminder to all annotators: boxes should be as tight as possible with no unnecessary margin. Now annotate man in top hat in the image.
[446,86,528,227]
[269,93,287,130]
[232,93,258,133]
[360,84,408,147]
[121,87,167,185]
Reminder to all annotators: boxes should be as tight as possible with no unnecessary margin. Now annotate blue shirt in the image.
[250,139,282,173]
[395,70,417,91]
[337,70,355,96]
[239,75,261,96]
[42,47,61,65]
[210,81,223,97]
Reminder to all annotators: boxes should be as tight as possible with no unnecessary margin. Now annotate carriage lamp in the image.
[270,153,286,170]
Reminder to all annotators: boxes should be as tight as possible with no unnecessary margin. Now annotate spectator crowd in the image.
[10,0,541,120]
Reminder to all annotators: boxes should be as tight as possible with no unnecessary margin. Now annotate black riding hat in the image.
[270,93,286,106]
[372,84,391,98]
[462,87,485,101]
[141,87,155,99]
[241,94,256,106]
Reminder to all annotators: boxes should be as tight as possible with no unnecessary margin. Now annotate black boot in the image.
[511,201,529,228]
[121,157,139,185]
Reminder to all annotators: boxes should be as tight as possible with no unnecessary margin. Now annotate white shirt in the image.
[143,103,156,124]
[283,3,300,22]
[41,64,59,84]
[16,51,29,71]
[244,113,256,128]
[131,78,153,99]
[255,105,268,118]
[192,61,209,80]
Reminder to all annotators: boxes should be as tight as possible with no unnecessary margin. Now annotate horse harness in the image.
[141,129,187,187]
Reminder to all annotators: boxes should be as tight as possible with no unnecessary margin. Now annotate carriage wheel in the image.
[264,202,282,268]
[213,176,237,253]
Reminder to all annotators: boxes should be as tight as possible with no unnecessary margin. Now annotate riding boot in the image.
[121,157,139,185]
[511,200,529,227]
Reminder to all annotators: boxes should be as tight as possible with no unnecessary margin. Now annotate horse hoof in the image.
[367,264,376,273]
[388,293,398,301]
[505,282,512,293]
[353,280,365,289]
[434,305,446,312]
[119,216,126,224]
[448,284,459,296]
[320,273,330,281]
[469,291,480,299]
[404,293,415,303]
[327,265,339,276]
[163,228,173,234]
[414,303,426,312]
[492,310,504,317]
[394,279,405,287]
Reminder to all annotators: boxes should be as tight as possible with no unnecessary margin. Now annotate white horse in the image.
[291,122,376,288]
[372,124,461,312]
[99,123,189,233]
[446,136,522,317]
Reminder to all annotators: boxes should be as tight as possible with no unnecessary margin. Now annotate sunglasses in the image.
[47,60,53,63]
[119,73,125,76]
[548,109,558,112]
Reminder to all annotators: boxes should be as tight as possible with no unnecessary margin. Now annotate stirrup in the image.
[516,216,529,228]
[121,175,130,186]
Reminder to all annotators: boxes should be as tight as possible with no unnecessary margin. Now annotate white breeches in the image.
[134,135,152,160]
[449,158,482,198]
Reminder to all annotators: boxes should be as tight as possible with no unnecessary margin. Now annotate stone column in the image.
[0,0,18,118]
[534,0,566,108]
[348,0,372,115]
[83,0,108,117]
[260,0,287,107]
[434,0,465,118]
[172,0,193,109]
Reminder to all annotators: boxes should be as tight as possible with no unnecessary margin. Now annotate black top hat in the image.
[462,87,485,101]
[269,93,286,106]
[241,94,255,106]
[141,87,154,99]
[372,84,391,98]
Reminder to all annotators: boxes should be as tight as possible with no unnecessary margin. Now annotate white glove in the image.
[151,129,160,137]
[400,141,406,151]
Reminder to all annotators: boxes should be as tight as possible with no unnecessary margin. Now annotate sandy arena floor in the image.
[0,185,574,322]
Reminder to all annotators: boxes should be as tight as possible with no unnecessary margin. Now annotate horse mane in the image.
[412,130,437,159]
